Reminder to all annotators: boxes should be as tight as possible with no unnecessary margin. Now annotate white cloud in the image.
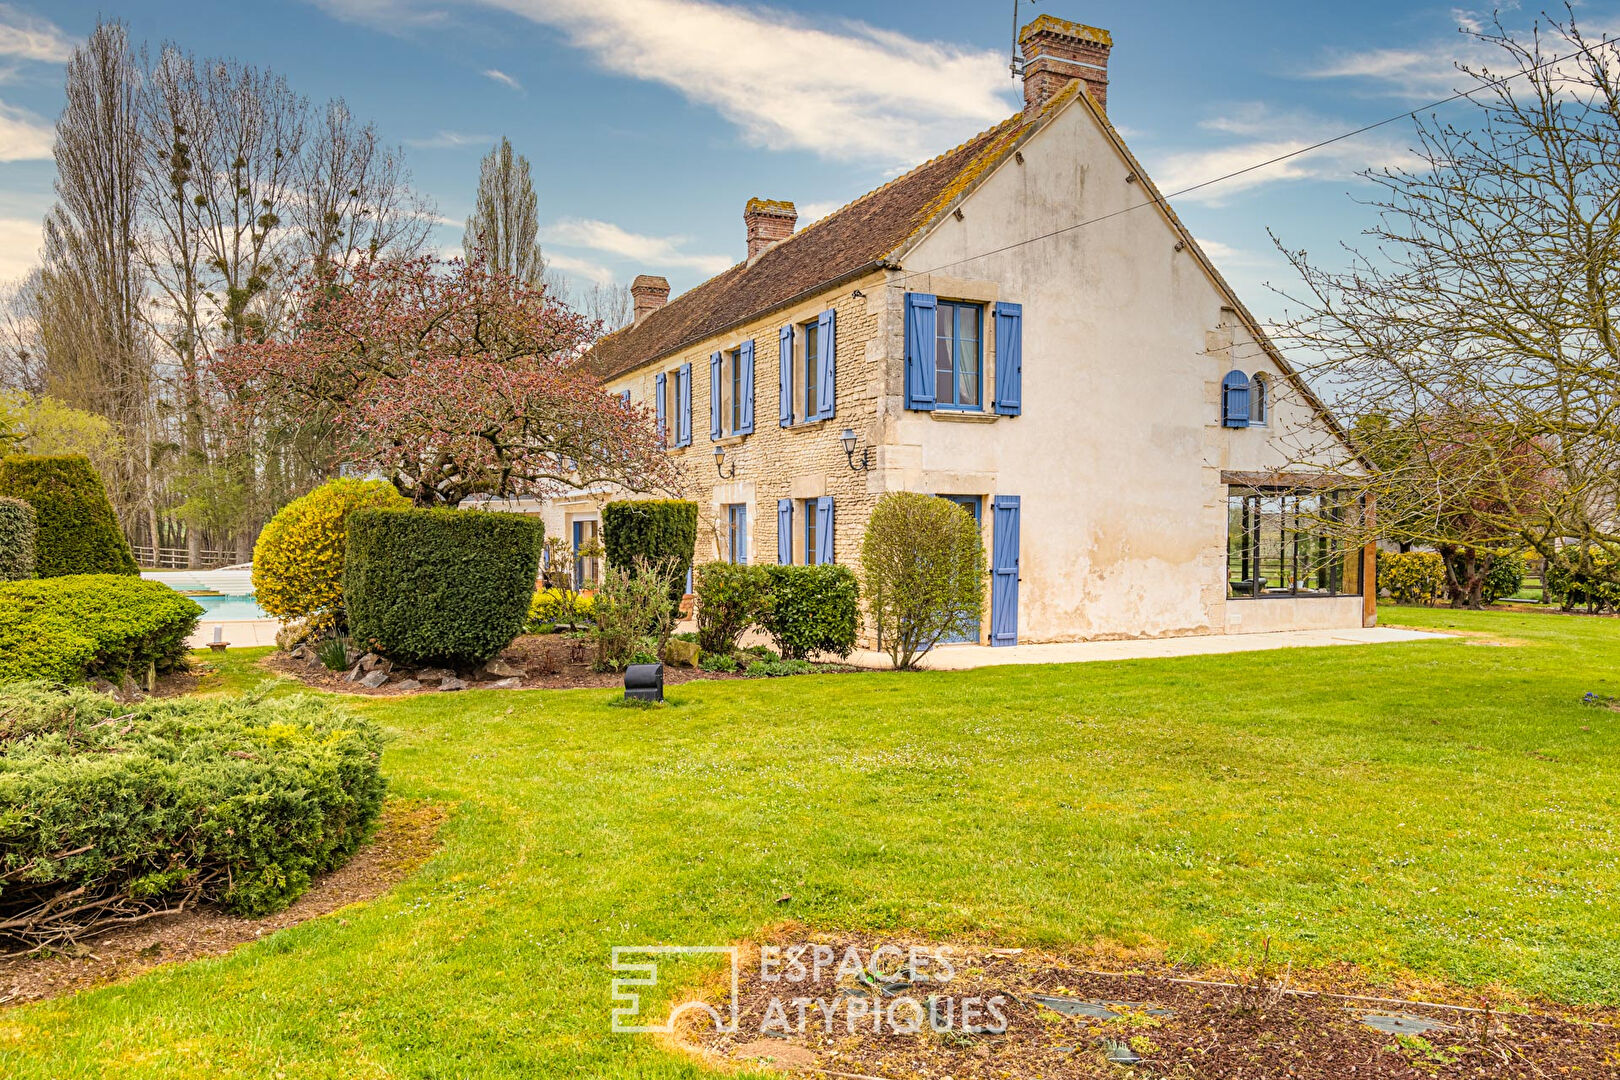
[0,100,51,161]
[0,4,73,63]
[545,217,732,275]
[483,67,522,91]
[317,0,1018,165]
[543,250,615,284]
[795,199,847,226]
[404,129,495,149]
[0,216,41,283]
[1146,104,1413,206]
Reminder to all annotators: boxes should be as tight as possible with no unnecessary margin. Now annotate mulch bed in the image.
[678,932,1620,1079]
[265,633,861,695]
[0,799,446,1008]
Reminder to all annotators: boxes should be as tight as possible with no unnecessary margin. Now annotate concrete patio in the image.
[846,625,1448,671]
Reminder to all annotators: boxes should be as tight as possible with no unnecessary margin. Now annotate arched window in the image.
[1249,372,1269,425]
[1221,370,1250,428]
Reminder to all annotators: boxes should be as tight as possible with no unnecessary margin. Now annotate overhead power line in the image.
[900,33,1619,283]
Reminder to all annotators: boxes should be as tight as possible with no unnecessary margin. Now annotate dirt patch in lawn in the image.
[672,931,1619,1079]
[264,634,862,695]
[0,799,446,1008]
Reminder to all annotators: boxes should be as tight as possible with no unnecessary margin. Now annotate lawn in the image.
[2,605,1616,1077]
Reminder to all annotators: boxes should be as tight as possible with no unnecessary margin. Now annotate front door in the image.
[938,495,981,644]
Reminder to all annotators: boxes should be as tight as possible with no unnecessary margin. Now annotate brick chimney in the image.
[744,198,796,260]
[1019,15,1112,115]
[630,275,669,324]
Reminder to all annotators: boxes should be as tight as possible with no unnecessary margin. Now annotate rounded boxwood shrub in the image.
[693,561,765,656]
[1482,551,1526,603]
[755,564,860,660]
[0,455,136,577]
[0,683,385,950]
[253,478,410,636]
[0,496,36,581]
[860,491,986,670]
[344,508,543,667]
[602,499,698,599]
[0,575,203,684]
[1376,550,1446,605]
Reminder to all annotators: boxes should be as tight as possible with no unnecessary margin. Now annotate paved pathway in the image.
[847,625,1448,671]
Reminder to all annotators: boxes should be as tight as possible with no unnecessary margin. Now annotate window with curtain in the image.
[1227,487,1363,598]
[801,318,820,421]
[934,300,983,409]
[726,504,748,565]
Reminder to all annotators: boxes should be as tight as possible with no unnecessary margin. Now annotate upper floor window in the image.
[727,349,745,434]
[1249,372,1269,425]
[802,318,821,421]
[935,300,983,410]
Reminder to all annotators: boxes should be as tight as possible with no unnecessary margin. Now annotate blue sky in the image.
[1,0,1612,323]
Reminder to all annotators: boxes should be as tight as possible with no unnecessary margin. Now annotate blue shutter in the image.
[993,302,1023,416]
[990,496,1020,646]
[709,351,723,440]
[1221,370,1250,428]
[738,339,755,434]
[617,388,631,405]
[904,293,937,410]
[777,499,793,564]
[816,309,836,420]
[779,325,794,427]
[676,362,693,446]
[655,372,667,444]
[814,496,834,564]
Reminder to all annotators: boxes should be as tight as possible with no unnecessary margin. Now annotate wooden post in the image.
[1362,491,1378,627]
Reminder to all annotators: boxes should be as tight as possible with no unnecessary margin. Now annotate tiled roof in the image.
[584,104,1043,381]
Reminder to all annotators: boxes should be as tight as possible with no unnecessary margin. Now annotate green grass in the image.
[4,605,1618,1077]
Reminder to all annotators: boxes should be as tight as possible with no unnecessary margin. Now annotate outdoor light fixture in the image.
[841,428,872,472]
[624,662,664,703]
[714,443,736,479]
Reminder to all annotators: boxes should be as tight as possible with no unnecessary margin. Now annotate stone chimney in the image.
[1019,15,1112,115]
[630,275,669,324]
[744,198,796,260]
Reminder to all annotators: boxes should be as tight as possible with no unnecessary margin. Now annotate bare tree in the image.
[464,136,546,284]
[578,281,633,333]
[1274,10,1620,596]
[39,20,152,536]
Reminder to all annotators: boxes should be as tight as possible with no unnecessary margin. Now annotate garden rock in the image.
[394,679,422,692]
[359,670,389,689]
[487,677,521,690]
[358,652,389,673]
[482,658,522,678]
[289,645,311,662]
[89,677,117,697]
[416,667,453,683]
[438,677,468,692]
[663,638,700,668]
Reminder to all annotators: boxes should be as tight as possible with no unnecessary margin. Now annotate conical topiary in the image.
[0,455,138,577]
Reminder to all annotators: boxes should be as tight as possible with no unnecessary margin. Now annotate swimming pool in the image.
[187,594,271,620]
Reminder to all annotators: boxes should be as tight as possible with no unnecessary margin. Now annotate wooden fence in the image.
[132,546,240,570]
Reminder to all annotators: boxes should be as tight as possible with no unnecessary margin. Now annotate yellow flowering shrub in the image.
[1377,550,1446,605]
[527,587,593,630]
[252,479,409,634]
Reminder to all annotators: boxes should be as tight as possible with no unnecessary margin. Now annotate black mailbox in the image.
[624,662,664,702]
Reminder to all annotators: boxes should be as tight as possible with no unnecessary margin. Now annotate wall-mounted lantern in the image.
[840,428,872,473]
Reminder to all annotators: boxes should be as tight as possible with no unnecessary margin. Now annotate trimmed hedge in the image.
[0,496,36,581]
[602,500,698,599]
[755,564,859,660]
[0,683,385,950]
[344,508,543,666]
[0,575,202,684]
[253,478,409,635]
[0,455,136,577]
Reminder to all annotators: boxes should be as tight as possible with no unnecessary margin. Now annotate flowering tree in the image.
[212,253,676,506]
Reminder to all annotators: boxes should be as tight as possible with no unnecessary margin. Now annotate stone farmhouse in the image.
[541,15,1375,647]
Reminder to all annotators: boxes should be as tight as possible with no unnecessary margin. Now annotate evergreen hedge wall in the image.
[344,508,543,667]
[601,499,698,597]
[0,574,202,684]
[0,455,137,577]
[0,496,36,581]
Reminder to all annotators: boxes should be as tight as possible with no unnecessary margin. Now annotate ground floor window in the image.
[1227,487,1363,598]
[572,518,601,588]
[726,503,748,564]
[802,499,818,566]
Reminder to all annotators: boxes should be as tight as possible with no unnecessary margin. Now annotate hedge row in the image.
[602,500,697,603]
[693,562,859,660]
[1378,549,1525,606]
[0,683,385,950]
[0,496,35,581]
[344,507,543,666]
[0,575,202,684]
[0,455,136,577]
